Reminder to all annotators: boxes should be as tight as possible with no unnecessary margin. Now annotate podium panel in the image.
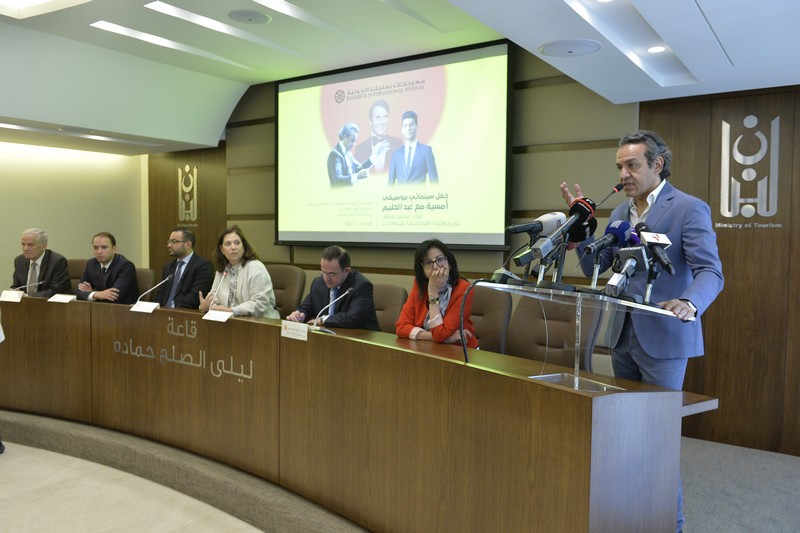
[90,306,281,481]
[0,298,92,421]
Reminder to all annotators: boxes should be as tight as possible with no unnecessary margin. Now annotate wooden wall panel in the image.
[148,148,227,273]
[642,91,797,453]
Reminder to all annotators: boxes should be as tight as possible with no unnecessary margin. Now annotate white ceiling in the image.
[1,0,798,155]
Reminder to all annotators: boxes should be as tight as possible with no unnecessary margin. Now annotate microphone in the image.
[634,222,675,275]
[567,216,597,243]
[138,275,172,303]
[209,270,229,306]
[594,182,625,209]
[313,287,354,327]
[532,197,596,259]
[11,281,43,291]
[585,220,632,255]
[604,246,649,297]
[506,212,567,236]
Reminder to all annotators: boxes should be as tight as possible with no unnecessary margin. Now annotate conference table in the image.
[0,297,716,532]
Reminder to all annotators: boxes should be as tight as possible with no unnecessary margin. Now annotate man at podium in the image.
[561,129,724,533]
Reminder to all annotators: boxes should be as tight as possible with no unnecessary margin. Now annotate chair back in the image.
[372,283,408,334]
[67,259,84,292]
[470,285,512,353]
[504,295,603,371]
[267,264,306,319]
[134,268,156,301]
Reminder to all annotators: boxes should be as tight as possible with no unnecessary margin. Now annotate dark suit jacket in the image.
[12,249,72,298]
[76,253,139,305]
[154,253,214,309]
[327,143,373,187]
[295,269,380,331]
[388,142,438,185]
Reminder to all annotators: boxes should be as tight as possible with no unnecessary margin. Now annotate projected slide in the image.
[277,42,508,248]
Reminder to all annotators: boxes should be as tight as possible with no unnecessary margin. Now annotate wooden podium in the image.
[0,297,716,532]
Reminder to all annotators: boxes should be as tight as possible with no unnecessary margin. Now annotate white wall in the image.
[0,142,147,285]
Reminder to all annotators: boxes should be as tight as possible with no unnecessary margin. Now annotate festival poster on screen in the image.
[278,45,508,246]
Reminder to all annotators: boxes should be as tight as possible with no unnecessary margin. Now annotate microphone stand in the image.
[643,261,659,305]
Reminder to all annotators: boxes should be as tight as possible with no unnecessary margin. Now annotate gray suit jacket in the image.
[576,181,724,359]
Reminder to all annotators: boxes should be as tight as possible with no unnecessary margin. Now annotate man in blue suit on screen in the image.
[388,110,438,185]
[561,129,724,533]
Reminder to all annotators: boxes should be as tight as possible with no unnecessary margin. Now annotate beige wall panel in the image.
[512,148,623,210]
[227,171,273,215]
[229,84,275,123]
[226,123,274,169]
[0,145,145,274]
[512,84,638,146]
[513,52,565,82]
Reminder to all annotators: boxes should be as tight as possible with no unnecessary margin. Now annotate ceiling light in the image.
[563,0,696,87]
[540,39,602,57]
[0,0,91,19]
[648,46,666,54]
[90,20,253,70]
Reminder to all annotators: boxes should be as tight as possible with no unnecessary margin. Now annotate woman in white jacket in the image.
[199,225,280,319]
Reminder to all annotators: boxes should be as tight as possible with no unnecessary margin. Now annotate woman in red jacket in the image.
[395,239,478,348]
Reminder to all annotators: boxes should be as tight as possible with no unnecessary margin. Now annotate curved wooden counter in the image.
[0,298,715,532]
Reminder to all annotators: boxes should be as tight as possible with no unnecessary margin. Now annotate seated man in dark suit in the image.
[285,245,380,331]
[11,228,72,297]
[76,231,139,304]
[154,227,213,309]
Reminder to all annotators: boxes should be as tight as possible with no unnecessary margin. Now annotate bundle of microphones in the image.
[495,182,675,301]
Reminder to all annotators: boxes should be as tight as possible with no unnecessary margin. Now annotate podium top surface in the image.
[475,281,693,321]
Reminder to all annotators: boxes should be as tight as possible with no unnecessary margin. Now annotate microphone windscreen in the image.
[567,217,597,242]
[605,220,632,244]
[568,197,597,221]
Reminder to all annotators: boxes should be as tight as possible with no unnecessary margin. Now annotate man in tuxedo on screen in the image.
[388,110,438,185]
[561,129,723,533]
[327,122,375,187]
[154,227,213,309]
[76,232,139,304]
[11,228,72,297]
[285,245,380,331]
[354,99,402,173]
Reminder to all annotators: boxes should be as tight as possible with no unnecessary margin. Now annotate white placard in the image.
[48,294,77,303]
[0,290,23,303]
[281,320,309,341]
[131,301,160,313]
[202,309,234,322]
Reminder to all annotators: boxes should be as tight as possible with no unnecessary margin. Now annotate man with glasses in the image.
[286,245,380,331]
[154,227,213,309]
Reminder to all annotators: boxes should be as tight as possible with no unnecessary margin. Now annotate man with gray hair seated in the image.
[11,228,71,297]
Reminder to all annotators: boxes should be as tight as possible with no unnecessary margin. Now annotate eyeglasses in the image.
[421,256,447,269]
[167,239,186,245]
[320,270,343,279]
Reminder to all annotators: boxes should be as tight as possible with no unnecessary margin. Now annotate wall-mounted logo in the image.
[720,115,779,218]
[178,164,198,222]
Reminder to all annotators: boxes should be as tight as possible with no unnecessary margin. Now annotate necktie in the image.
[329,287,338,316]
[165,260,184,308]
[406,146,412,170]
[27,262,37,295]
[101,266,108,289]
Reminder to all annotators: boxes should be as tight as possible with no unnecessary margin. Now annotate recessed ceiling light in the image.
[648,46,666,54]
[228,9,271,24]
[539,39,602,57]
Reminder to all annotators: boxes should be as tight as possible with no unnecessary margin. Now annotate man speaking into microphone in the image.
[561,130,723,533]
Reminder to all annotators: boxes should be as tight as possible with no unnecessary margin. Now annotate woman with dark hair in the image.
[395,239,478,348]
[198,225,279,319]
